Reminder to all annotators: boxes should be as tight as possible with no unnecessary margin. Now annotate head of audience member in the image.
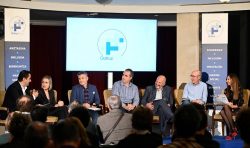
[31,106,48,122]
[190,70,201,85]
[69,106,90,128]
[7,112,32,139]
[174,104,201,138]
[108,95,121,110]
[41,75,53,91]
[52,117,91,148]
[77,71,88,88]
[122,68,133,85]
[155,75,166,90]
[201,72,209,83]
[18,70,31,87]
[192,103,207,135]
[16,95,34,112]
[236,108,250,147]
[24,121,49,148]
[132,106,153,132]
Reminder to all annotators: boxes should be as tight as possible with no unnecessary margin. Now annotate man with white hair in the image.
[182,70,208,105]
[97,95,132,145]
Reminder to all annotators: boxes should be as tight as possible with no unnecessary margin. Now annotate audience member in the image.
[70,72,100,124]
[97,95,132,145]
[34,75,68,120]
[161,104,203,148]
[24,121,50,148]
[193,103,220,148]
[16,95,34,112]
[0,112,31,148]
[221,73,244,140]
[236,108,250,148]
[69,106,102,147]
[30,106,48,122]
[117,106,162,148]
[141,75,174,136]
[112,68,139,113]
[52,117,92,148]
[182,70,207,105]
[2,70,34,112]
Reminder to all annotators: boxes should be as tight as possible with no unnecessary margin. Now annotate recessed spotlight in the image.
[219,0,230,3]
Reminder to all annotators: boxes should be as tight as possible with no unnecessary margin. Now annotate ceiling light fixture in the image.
[219,0,230,3]
[95,0,112,5]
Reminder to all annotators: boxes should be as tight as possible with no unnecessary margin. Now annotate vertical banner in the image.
[4,8,30,89]
[202,13,228,96]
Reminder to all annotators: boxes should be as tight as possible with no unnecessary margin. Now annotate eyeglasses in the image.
[190,75,200,78]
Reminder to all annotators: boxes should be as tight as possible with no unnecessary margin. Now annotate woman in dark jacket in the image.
[221,73,244,140]
[35,75,68,120]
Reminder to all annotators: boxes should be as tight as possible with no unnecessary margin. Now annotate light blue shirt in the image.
[112,80,139,106]
[182,81,208,104]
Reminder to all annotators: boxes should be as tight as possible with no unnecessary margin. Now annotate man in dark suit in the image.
[70,71,100,124]
[2,70,32,112]
[141,75,174,136]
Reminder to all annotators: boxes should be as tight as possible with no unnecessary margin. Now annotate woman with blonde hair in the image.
[34,75,68,119]
[221,73,244,140]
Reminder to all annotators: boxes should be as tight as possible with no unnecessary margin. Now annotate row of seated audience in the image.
[1,68,249,147]
[1,94,250,148]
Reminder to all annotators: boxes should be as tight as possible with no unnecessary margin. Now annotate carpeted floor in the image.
[163,135,244,148]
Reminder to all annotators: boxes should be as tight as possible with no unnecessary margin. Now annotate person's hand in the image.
[83,103,91,109]
[57,100,64,106]
[127,104,135,111]
[191,99,203,104]
[228,102,233,108]
[32,89,39,98]
[146,102,154,110]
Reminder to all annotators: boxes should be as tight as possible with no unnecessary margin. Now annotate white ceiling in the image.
[31,0,250,5]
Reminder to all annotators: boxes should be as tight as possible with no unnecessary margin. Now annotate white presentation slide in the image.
[66,17,157,71]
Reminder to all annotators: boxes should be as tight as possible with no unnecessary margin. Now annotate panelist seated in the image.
[2,70,34,112]
[182,70,208,105]
[221,74,244,140]
[141,75,174,136]
[70,71,100,124]
[34,75,68,120]
[112,68,139,113]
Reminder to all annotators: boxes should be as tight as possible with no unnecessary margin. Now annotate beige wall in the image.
[176,13,200,88]
[0,38,4,91]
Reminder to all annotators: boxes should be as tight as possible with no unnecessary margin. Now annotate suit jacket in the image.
[2,81,31,112]
[35,89,56,107]
[70,84,100,105]
[141,85,173,108]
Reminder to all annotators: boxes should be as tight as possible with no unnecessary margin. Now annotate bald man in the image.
[141,75,174,136]
[182,70,208,105]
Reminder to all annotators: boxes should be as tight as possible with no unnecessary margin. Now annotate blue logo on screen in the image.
[206,20,223,37]
[98,29,127,60]
[10,17,26,34]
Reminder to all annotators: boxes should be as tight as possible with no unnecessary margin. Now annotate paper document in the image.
[88,107,101,111]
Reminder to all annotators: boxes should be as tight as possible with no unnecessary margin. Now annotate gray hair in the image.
[108,95,121,110]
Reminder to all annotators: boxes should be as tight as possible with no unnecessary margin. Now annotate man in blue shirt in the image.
[70,71,100,124]
[112,69,139,113]
[182,70,208,105]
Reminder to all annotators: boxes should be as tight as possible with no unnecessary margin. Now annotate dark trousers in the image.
[88,110,99,124]
[153,100,173,133]
[48,106,68,120]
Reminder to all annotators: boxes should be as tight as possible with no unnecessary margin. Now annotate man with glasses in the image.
[182,70,208,105]
[112,68,139,113]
